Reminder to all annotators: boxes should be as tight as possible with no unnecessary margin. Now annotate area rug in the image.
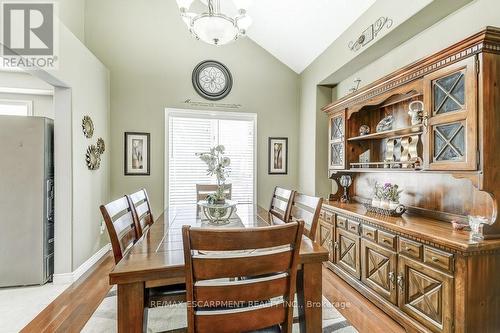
[83,287,357,333]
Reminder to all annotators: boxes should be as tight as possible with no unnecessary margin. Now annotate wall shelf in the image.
[347,125,423,142]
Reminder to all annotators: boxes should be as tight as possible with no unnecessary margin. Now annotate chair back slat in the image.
[127,188,154,237]
[188,224,298,251]
[183,221,304,333]
[196,184,232,202]
[289,193,323,241]
[269,187,294,222]
[100,197,138,264]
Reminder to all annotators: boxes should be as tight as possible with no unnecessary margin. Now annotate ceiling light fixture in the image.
[176,0,252,46]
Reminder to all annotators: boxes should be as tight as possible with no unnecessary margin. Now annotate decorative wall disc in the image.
[192,60,233,101]
[86,144,101,170]
[97,138,105,154]
[82,116,94,138]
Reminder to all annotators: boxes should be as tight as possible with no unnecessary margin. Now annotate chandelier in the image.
[176,0,252,46]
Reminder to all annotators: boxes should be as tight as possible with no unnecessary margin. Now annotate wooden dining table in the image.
[109,204,329,333]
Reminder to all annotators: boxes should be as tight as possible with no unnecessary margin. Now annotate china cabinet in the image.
[319,27,500,332]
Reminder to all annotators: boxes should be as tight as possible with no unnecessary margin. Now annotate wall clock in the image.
[192,60,233,101]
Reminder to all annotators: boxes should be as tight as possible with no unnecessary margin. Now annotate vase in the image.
[371,198,381,208]
[389,201,399,210]
[380,199,390,209]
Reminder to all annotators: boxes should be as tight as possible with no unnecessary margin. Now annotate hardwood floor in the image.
[21,252,403,333]
[21,253,114,333]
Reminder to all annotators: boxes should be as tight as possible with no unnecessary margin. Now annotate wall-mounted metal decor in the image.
[192,60,233,101]
[97,138,105,154]
[82,115,94,138]
[348,17,393,52]
[86,144,101,170]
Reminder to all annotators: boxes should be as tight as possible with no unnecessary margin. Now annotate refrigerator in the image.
[0,116,54,287]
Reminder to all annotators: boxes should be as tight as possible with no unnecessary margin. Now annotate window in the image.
[166,110,256,207]
[0,100,33,116]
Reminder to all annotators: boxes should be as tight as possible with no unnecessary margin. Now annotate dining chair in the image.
[127,188,154,237]
[269,187,295,223]
[196,183,232,202]
[289,192,323,242]
[182,221,304,333]
[100,197,186,332]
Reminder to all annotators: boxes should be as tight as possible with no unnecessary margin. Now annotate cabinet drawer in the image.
[347,220,360,235]
[424,246,454,273]
[362,225,377,241]
[336,216,347,229]
[377,230,396,250]
[324,211,334,224]
[399,237,423,261]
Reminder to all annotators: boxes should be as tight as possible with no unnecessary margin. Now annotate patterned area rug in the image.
[83,287,357,333]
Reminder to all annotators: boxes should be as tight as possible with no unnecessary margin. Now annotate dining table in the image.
[109,204,329,333]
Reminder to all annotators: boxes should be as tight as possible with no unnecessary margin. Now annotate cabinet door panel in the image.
[334,228,360,279]
[398,256,454,333]
[423,56,477,170]
[361,239,398,305]
[318,219,333,262]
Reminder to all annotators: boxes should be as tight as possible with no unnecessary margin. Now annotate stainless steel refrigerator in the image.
[0,116,54,287]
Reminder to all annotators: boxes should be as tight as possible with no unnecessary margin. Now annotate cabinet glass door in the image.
[329,112,346,170]
[423,57,477,170]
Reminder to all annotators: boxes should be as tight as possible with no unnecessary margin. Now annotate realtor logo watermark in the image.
[1,1,58,69]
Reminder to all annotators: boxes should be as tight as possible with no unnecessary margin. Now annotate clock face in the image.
[192,60,232,101]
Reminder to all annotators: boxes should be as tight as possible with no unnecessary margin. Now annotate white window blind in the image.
[0,100,32,116]
[168,114,255,206]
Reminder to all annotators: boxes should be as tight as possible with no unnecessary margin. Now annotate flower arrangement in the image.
[372,182,403,209]
[196,145,231,204]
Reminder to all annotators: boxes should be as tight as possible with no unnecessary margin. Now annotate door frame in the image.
[164,108,258,209]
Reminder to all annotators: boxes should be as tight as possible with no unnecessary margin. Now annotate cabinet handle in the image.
[431,256,439,262]
[422,114,429,133]
[383,239,391,244]
[397,274,405,292]
[366,232,372,236]
[389,272,396,290]
[405,247,413,252]
[333,241,339,249]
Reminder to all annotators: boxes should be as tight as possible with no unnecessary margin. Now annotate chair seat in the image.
[146,283,186,308]
[250,325,281,333]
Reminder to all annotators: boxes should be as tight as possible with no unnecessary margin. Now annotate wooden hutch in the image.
[317,27,500,332]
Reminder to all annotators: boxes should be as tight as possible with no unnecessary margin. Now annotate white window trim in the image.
[164,108,257,209]
[0,99,33,116]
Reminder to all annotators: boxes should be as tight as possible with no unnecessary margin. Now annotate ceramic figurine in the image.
[359,125,370,136]
[376,114,394,132]
[408,100,424,126]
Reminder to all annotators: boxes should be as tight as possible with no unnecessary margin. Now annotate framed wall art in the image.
[268,137,288,175]
[124,132,150,176]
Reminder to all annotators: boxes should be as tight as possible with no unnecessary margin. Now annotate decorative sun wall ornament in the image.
[86,144,101,170]
[192,60,233,101]
[82,115,94,138]
[97,138,105,154]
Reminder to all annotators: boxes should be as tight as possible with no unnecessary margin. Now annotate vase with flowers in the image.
[196,145,231,204]
[372,182,403,210]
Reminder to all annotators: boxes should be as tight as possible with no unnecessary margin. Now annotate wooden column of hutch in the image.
[316,27,500,333]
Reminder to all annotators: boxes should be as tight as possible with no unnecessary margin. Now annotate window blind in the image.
[168,115,255,206]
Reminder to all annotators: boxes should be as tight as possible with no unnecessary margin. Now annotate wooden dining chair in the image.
[269,187,295,223]
[100,196,139,264]
[127,188,154,237]
[100,197,186,332]
[196,183,232,201]
[182,221,304,333]
[289,192,323,242]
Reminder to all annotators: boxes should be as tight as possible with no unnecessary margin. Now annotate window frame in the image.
[164,108,257,209]
[0,99,33,116]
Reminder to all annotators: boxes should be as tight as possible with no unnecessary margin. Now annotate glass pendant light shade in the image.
[232,0,252,10]
[176,0,194,10]
[192,14,238,45]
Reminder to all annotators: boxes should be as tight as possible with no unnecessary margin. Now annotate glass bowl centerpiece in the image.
[196,145,235,224]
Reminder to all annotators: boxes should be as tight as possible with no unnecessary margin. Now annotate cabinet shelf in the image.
[347,125,423,142]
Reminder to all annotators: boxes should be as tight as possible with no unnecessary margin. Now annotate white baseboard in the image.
[53,243,111,285]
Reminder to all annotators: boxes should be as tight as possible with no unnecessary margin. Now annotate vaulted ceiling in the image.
[245,0,376,73]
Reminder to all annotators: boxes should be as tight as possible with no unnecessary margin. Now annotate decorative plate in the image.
[86,145,101,170]
[376,114,394,133]
[96,138,105,154]
[82,116,94,138]
[192,60,233,101]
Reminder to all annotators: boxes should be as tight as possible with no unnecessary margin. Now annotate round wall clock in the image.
[192,60,233,101]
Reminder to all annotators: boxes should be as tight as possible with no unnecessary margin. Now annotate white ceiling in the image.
[245,0,376,73]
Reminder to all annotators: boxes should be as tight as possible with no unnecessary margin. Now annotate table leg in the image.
[117,282,145,333]
[297,262,322,333]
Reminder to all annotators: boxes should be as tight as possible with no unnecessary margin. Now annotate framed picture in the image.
[268,137,288,175]
[124,132,150,176]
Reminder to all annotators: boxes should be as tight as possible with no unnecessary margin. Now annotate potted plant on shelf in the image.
[196,145,231,204]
